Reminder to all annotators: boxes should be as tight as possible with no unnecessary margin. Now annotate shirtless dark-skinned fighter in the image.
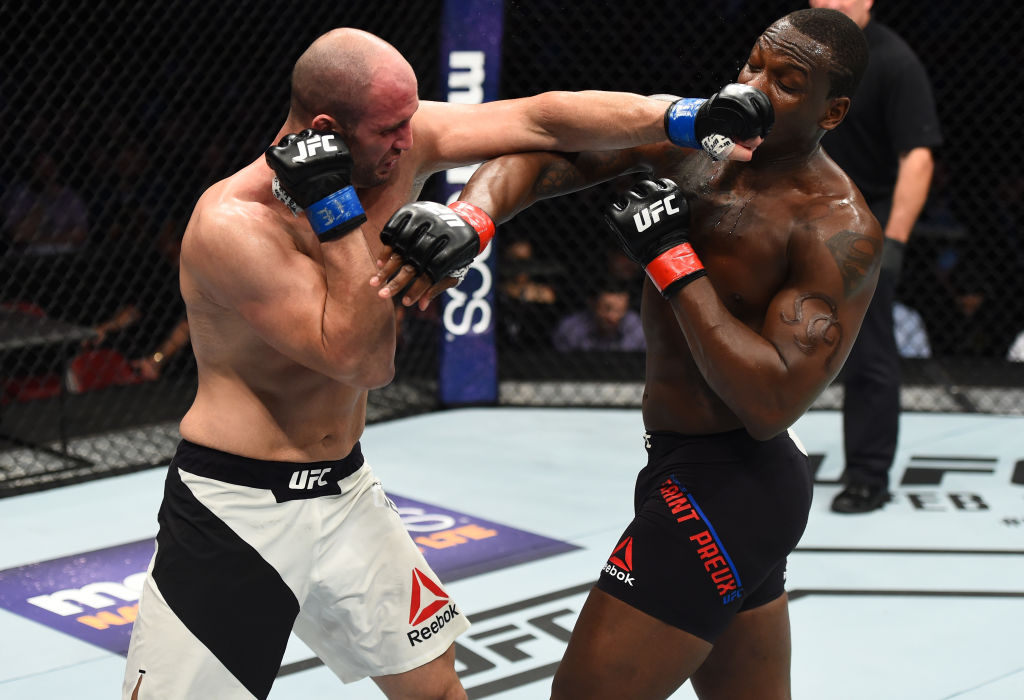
[375,8,878,700]
[121,26,768,700]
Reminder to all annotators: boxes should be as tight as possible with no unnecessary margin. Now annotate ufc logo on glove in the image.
[411,202,469,229]
[292,134,339,163]
[633,194,681,232]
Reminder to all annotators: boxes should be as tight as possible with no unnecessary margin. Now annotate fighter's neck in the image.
[743,142,824,175]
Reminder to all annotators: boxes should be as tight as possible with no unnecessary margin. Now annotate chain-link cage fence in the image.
[493,0,1024,412]
[0,0,443,493]
[1,0,1021,494]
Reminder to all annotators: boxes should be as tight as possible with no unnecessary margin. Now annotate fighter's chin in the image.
[357,173,389,188]
[352,169,389,189]
[359,162,398,188]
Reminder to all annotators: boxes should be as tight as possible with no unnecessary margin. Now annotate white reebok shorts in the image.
[122,439,470,699]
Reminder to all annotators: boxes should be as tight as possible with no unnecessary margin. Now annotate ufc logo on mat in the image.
[292,134,338,163]
[633,194,680,232]
[288,467,332,490]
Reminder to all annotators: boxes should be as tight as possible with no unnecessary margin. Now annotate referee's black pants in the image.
[841,263,900,490]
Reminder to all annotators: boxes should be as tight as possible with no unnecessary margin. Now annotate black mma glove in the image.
[379,200,495,282]
[664,83,774,160]
[605,178,706,297]
[265,128,366,242]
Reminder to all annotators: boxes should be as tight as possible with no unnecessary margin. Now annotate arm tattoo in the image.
[535,150,640,197]
[780,292,842,369]
[825,230,879,297]
[535,159,586,196]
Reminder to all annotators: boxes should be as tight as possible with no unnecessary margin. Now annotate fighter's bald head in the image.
[288,28,414,129]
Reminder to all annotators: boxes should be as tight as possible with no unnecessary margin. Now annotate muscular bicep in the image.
[185,212,342,374]
[414,93,674,174]
[761,225,882,392]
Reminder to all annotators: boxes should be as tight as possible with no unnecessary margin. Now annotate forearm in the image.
[153,319,190,359]
[320,233,397,388]
[885,148,933,243]
[461,148,653,225]
[669,281,809,439]
[101,306,142,334]
[526,91,671,151]
[460,152,583,225]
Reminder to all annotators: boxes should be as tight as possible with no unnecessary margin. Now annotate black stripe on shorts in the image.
[152,465,299,699]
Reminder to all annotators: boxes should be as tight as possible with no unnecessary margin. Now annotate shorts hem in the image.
[336,617,472,684]
[595,578,716,643]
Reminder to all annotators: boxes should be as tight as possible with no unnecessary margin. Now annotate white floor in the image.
[1,407,1022,699]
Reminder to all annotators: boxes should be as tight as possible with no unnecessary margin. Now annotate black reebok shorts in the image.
[595,428,813,642]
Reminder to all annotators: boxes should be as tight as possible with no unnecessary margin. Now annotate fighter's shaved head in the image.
[288,28,413,129]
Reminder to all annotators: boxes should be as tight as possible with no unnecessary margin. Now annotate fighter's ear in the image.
[820,96,850,131]
[311,114,339,133]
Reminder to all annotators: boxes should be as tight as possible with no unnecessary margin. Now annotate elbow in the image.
[325,333,397,390]
[745,420,789,442]
[332,353,395,390]
[351,337,397,389]
[361,360,396,390]
[528,91,579,143]
[738,400,798,442]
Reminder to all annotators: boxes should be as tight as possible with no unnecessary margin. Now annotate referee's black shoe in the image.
[830,483,890,514]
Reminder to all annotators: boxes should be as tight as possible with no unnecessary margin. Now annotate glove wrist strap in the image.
[307,187,366,242]
[448,201,496,252]
[646,242,706,297]
[665,98,707,150]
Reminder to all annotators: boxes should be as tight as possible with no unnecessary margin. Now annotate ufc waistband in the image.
[170,439,365,503]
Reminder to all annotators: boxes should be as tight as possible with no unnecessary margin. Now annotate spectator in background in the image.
[78,233,188,383]
[553,279,645,353]
[0,151,89,256]
[499,236,560,304]
[811,0,942,514]
[131,315,191,381]
[497,234,562,349]
[603,244,644,311]
[0,150,90,320]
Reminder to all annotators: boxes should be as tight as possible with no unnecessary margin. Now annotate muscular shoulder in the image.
[182,171,303,288]
[186,182,269,253]
[788,172,883,300]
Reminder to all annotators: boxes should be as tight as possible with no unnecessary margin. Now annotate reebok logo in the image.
[288,467,331,490]
[602,537,635,586]
[408,568,452,626]
[608,536,633,570]
[292,134,338,163]
[633,194,680,232]
[407,568,461,645]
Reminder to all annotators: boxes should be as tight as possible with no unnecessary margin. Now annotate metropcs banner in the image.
[0,494,576,655]
[437,0,503,405]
